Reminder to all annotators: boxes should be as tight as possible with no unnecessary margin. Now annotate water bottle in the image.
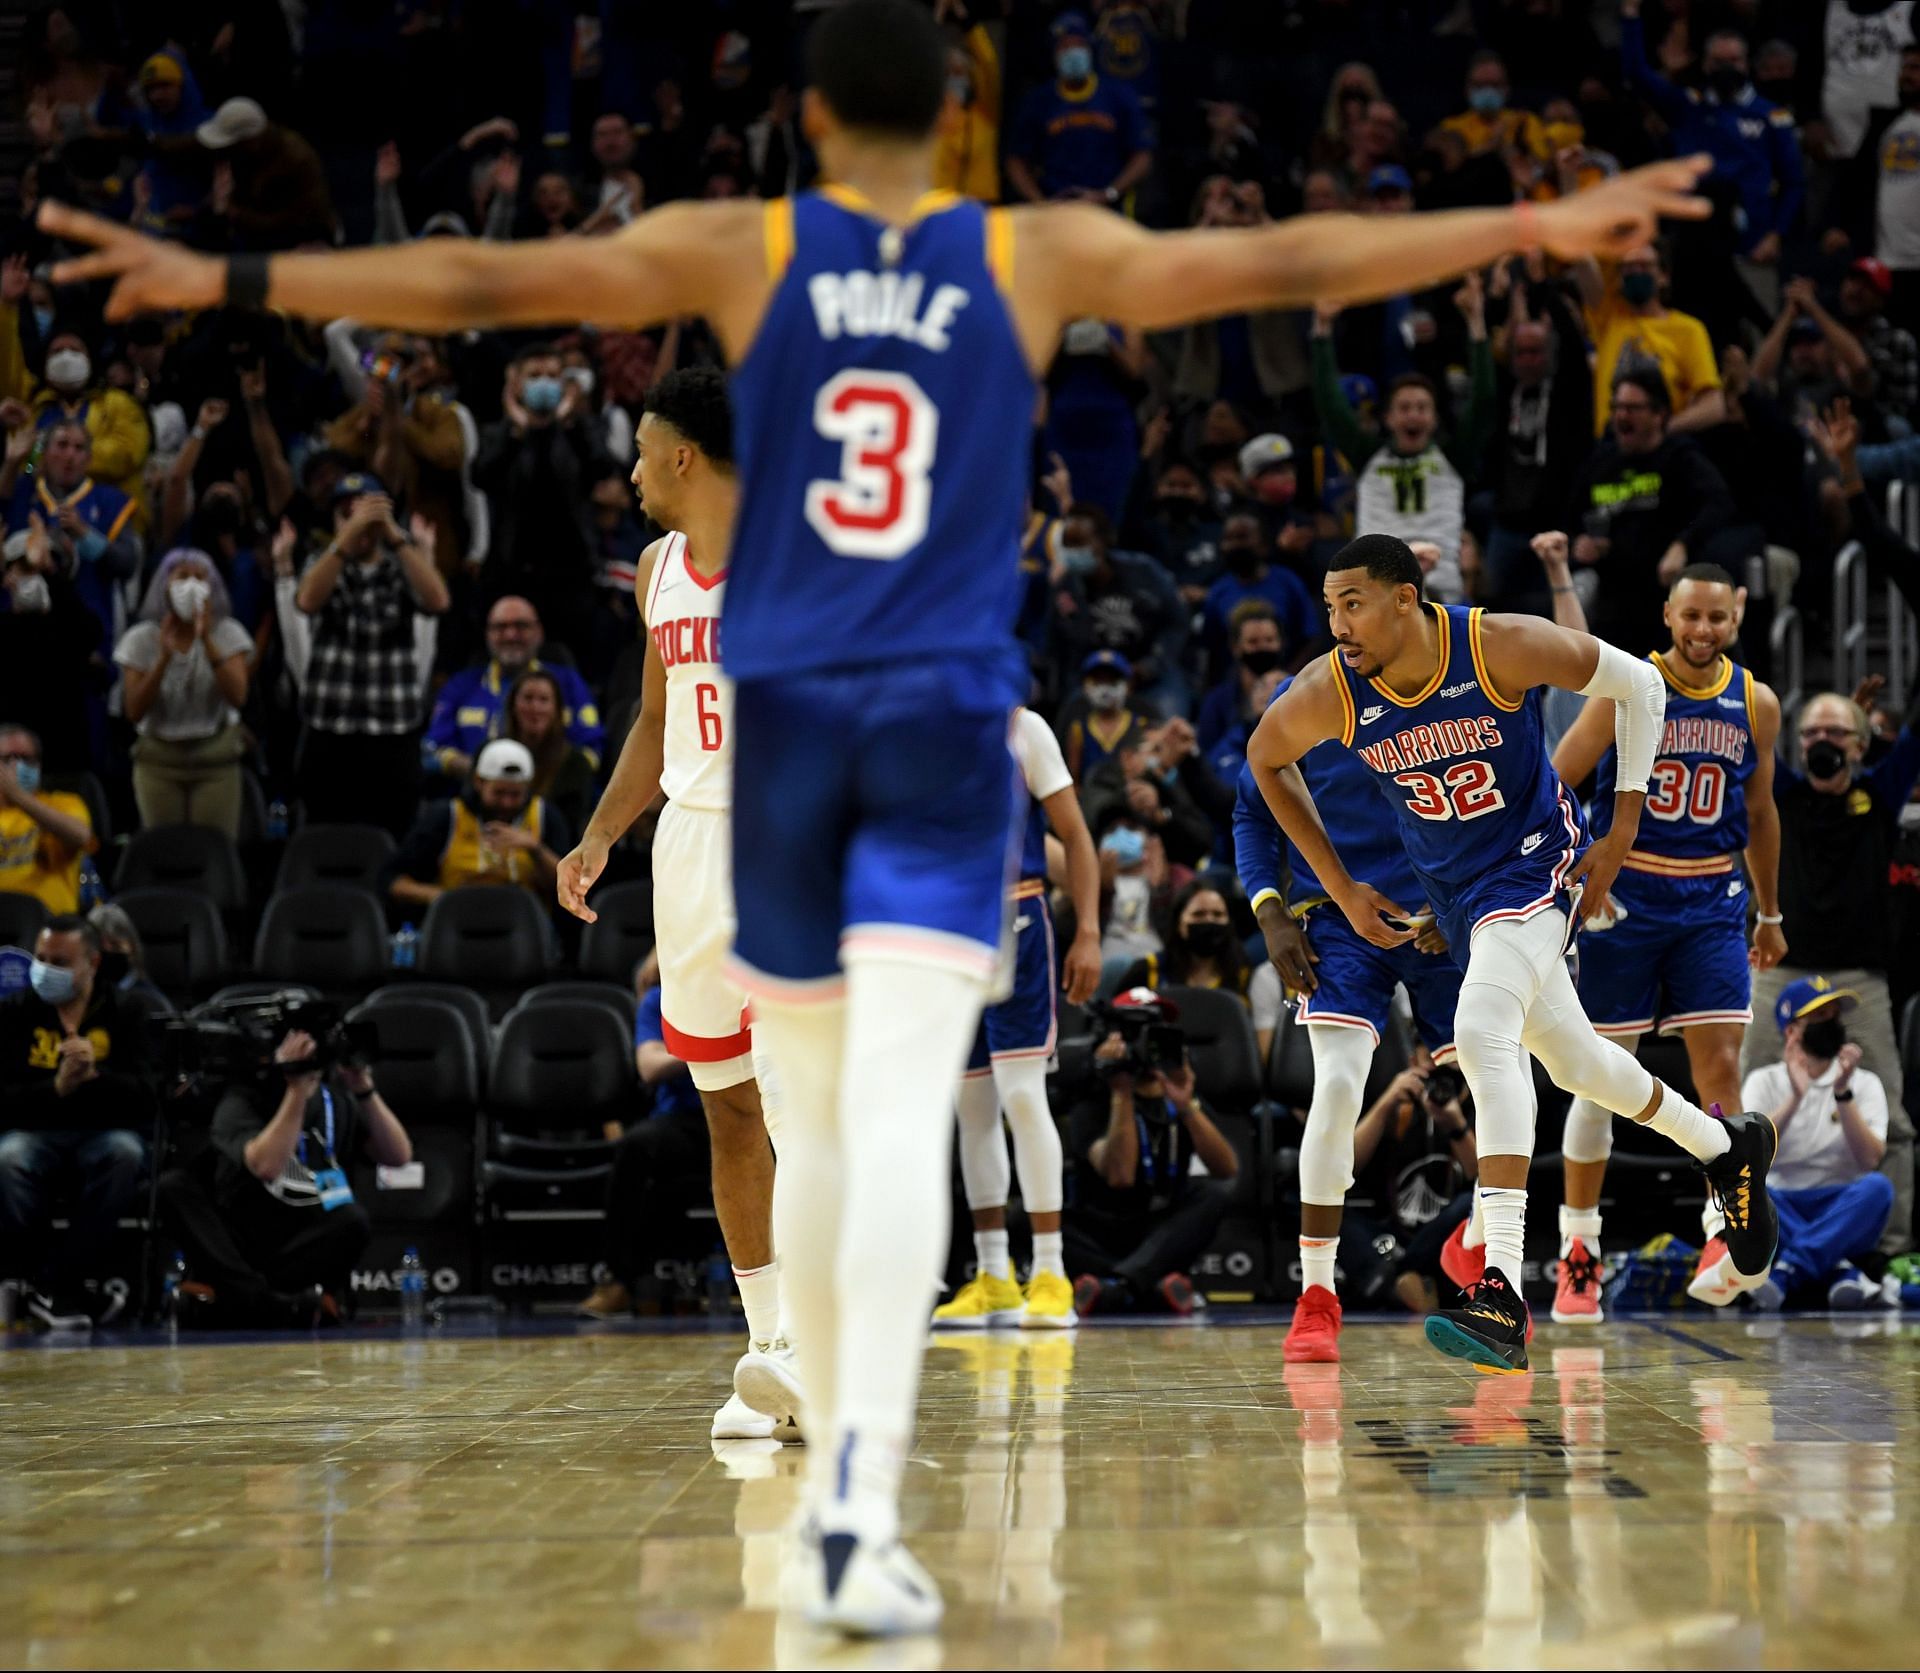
[400,1247,426,1333]
[163,1249,188,1338]
[266,799,289,842]
[705,1250,732,1321]
[391,922,418,971]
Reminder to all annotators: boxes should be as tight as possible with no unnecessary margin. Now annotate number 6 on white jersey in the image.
[804,368,938,560]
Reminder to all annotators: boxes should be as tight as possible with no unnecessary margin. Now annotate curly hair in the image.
[641,367,734,466]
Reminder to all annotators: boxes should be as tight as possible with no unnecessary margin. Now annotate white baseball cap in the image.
[1238,433,1296,478]
[475,739,535,782]
[196,97,269,149]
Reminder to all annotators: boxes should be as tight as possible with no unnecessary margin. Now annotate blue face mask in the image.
[13,760,41,795]
[29,959,77,1005]
[1101,827,1147,867]
[1059,544,1098,575]
[521,375,564,415]
[32,307,56,338]
[1468,85,1506,116]
[1057,46,1093,82]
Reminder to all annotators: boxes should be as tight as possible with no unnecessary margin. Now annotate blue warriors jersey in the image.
[1334,605,1585,941]
[724,188,1037,683]
[1591,652,1757,868]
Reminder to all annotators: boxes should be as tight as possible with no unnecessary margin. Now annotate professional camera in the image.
[1087,987,1188,1080]
[1422,1065,1467,1111]
[156,990,378,1088]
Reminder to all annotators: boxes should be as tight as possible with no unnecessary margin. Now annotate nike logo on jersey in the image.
[1014,914,1033,935]
[807,270,970,352]
[1521,832,1544,854]
[1727,877,1744,897]
[1439,680,1478,699]
[1359,705,1388,726]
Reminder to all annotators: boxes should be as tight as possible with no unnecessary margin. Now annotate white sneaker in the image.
[1827,1266,1882,1310]
[807,1531,943,1637]
[712,1390,778,1441]
[734,1339,806,1442]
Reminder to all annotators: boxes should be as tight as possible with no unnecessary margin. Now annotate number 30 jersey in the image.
[723,188,1036,682]
[643,531,733,812]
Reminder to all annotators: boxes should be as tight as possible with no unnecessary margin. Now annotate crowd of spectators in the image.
[4,0,1920,1319]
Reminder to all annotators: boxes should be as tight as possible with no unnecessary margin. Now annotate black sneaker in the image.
[1423,1269,1530,1374]
[1699,1112,1779,1284]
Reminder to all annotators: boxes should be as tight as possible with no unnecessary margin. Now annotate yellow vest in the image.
[438,797,546,892]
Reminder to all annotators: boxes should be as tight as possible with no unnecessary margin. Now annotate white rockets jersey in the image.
[642,531,733,812]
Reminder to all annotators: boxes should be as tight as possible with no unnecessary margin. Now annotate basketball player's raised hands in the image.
[556,835,608,923]
[1533,157,1712,261]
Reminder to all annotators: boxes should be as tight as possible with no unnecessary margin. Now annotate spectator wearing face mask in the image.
[424,595,604,783]
[1007,11,1152,211]
[1196,601,1287,759]
[1058,650,1149,783]
[1118,879,1284,1062]
[86,902,172,1018]
[294,474,450,837]
[1438,50,1551,168]
[0,723,96,914]
[0,531,100,772]
[933,22,1002,202]
[1573,242,1726,437]
[1082,731,1217,874]
[1049,503,1188,717]
[12,328,151,511]
[112,550,252,838]
[1202,498,1315,674]
[1746,687,1920,1254]
[1119,443,1223,608]
[382,739,572,914]
[1739,980,1896,1309]
[1310,279,1495,604]
[1095,808,1165,963]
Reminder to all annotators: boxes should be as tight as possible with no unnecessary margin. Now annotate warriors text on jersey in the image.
[642,530,732,813]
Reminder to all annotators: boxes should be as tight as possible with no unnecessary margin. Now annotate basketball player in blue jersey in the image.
[1233,685,1471,1364]
[1539,557,1784,1316]
[44,0,1719,1629]
[1247,533,1780,1374]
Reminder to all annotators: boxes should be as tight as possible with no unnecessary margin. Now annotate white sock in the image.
[1641,1082,1731,1163]
[974,1226,1012,1281]
[1300,1235,1338,1295]
[733,1259,781,1348]
[1477,1186,1527,1289]
[1462,1193,1486,1250]
[1031,1229,1064,1278]
[1558,1206,1602,1257]
[826,952,987,1544]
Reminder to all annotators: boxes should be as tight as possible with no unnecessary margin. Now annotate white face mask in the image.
[563,365,596,397]
[1900,798,1920,834]
[45,348,90,391]
[169,574,212,622]
[10,572,51,613]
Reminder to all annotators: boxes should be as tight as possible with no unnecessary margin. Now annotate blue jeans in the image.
[1773,1175,1895,1287]
[0,1129,147,1289]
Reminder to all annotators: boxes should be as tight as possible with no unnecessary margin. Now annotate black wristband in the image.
[1834,1088,1855,1103]
[352,1084,377,1101]
[226,253,271,311]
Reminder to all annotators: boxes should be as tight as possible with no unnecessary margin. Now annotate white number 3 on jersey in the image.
[804,369,938,560]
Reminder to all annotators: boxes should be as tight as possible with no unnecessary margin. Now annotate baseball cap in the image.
[1340,372,1378,411]
[1238,433,1295,478]
[1850,256,1894,298]
[1081,649,1133,681]
[475,739,536,783]
[139,52,184,87]
[1774,975,1858,1034]
[332,470,387,503]
[1051,10,1092,38]
[1367,164,1413,196]
[1111,985,1181,1022]
[196,97,268,150]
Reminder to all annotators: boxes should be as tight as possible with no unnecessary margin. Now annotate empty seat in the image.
[419,886,552,1011]
[253,884,391,997]
[115,887,228,1002]
[1163,985,1264,1113]
[576,881,654,983]
[487,1001,636,1133]
[275,823,397,894]
[511,980,637,1033]
[1266,1005,1315,1107]
[364,982,492,1072]
[115,824,248,911]
[347,995,481,1126]
[0,892,48,951]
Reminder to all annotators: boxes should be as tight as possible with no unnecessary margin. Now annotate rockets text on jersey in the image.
[643,531,733,812]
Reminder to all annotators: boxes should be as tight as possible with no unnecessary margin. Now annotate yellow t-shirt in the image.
[1439,107,1550,162]
[932,26,1002,202]
[0,793,93,915]
[1587,297,1722,434]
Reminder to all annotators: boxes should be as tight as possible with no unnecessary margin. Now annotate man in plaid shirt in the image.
[1840,259,1919,428]
[294,472,450,836]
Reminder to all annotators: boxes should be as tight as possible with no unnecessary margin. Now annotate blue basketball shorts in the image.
[964,888,1058,1075]
[1294,903,1462,1062]
[1575,862,1752,1037]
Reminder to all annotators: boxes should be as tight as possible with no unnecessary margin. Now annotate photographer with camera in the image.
[1067,989,1239,1318]
[156,1012,412,1326]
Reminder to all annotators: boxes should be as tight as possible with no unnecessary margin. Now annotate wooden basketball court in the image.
[2,1314,1913,1667]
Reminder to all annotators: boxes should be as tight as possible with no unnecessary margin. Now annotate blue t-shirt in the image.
[1203,566,1316,666]
[634,988,700,1120]
[1012,75,1147,198]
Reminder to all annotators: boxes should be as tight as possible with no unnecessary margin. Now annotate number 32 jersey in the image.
[724,188,1037,684]
[643,531,732,812]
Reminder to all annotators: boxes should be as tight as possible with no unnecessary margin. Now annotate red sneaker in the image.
[1283,1286,1343,1363]
[1551,1236,1605,1324]
[1439,1217,1486,1291]
[1155,1272,1197,1317]
[1686,1234,1747,1307]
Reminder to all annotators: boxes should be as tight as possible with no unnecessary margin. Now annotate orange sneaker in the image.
[1551,1237,1605,1324]
[1439,1218,1485,1292]
[1283,1286,1343,1363]
[1686,1234,1748,1306]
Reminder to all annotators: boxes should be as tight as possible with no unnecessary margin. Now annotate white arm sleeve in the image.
[1578,642,1664,795]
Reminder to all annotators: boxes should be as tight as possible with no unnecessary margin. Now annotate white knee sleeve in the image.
[750,1040,785,1156]
[1299,1024,1374,1206]
[993,1055,1064,1215]
[955,1072,1011,1210]
[1454,981,1537,1160]
[1561,1098,1616,1165]
[1520,957,1656,1119]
